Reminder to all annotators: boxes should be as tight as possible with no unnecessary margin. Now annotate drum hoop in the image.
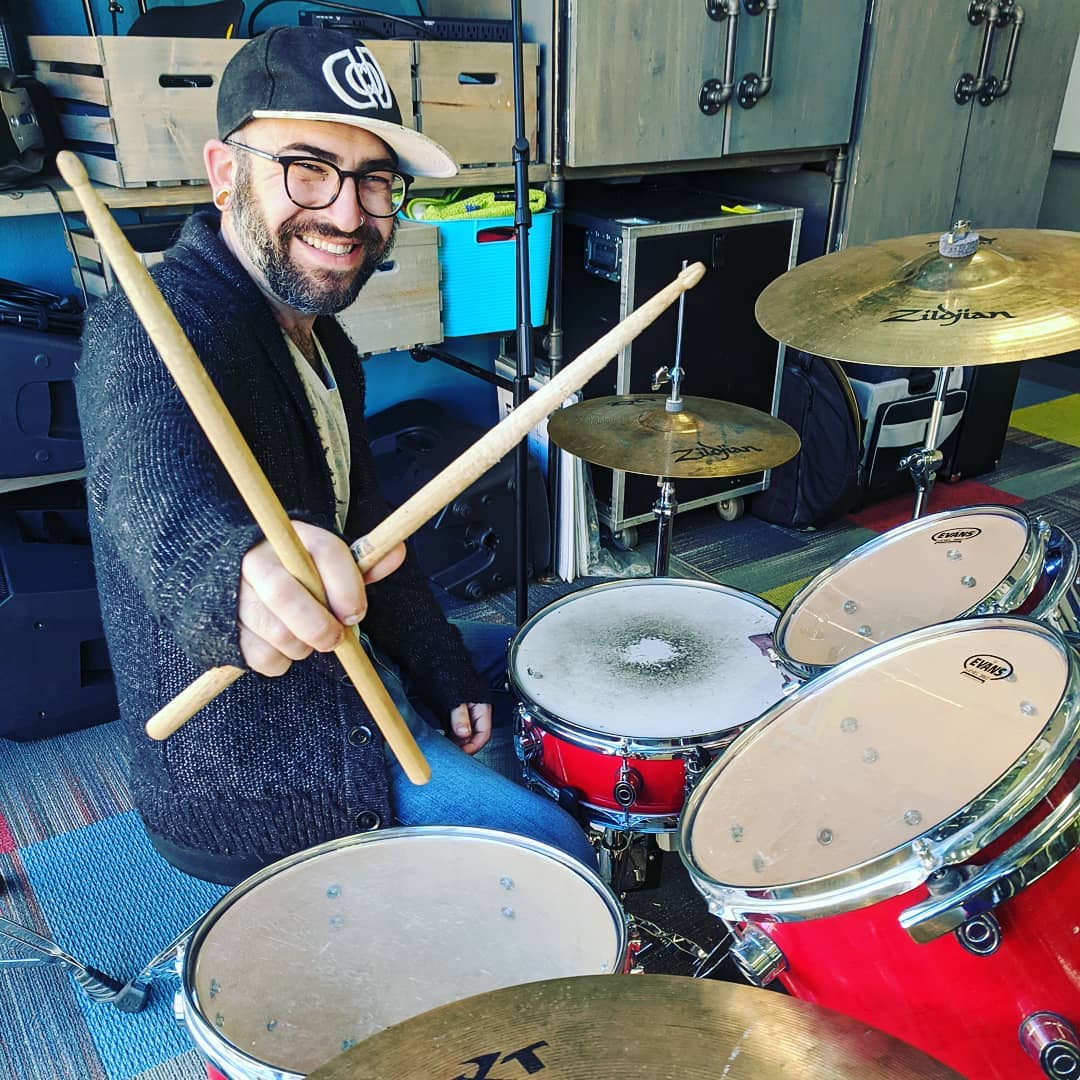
[509,577,781,748]
[178,826,627,1079]
[772,505,1047,681]
[679,616,1080,923]
[1029,524,1080,627]
[518,700,749,755]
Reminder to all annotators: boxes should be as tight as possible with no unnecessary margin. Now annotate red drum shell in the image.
[750,764,1080,1080]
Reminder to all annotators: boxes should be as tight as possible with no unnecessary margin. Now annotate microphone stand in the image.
[509,0,534,628]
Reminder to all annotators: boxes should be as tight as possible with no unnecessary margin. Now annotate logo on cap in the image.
[322,46,393,112]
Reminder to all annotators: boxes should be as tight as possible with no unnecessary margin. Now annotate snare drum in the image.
[680,617,1080,1080]
[510,579,788,832]
[773,505,1080,680]
[178,827,628,1079]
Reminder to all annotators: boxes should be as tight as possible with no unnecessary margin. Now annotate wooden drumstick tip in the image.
[678,261,707,289]
[56,150,91,191]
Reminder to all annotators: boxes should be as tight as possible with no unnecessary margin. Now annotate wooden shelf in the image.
[0,165,552,220]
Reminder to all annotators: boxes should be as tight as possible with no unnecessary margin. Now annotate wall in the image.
[1,0,500,428]
[1039,36,1080,232]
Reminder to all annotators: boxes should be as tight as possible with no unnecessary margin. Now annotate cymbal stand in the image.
[650,261,689,576]
[899,223,980,520]
[899,364,949,520]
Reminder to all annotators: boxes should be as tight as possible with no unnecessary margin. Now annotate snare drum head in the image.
[187,829,623,1075]
[776,507,1033,669]
[684,621,1073,892]
[510,580,784,739]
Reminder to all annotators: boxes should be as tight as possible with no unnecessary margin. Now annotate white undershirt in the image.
[283,331,351,532]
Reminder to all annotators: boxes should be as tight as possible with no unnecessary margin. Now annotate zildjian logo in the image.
[881,304,1016,326]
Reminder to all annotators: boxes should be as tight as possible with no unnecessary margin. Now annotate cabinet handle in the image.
[736,0,778,109]
[699,0,741,115]
[955,0,1003,105]
[980,2,1025,105]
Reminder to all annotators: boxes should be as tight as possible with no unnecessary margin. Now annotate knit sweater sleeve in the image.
[77,290,262,671]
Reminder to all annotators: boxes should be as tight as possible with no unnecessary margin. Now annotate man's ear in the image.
[204,139,236,205]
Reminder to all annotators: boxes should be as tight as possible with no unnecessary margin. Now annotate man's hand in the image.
[448,702,492,755]
[238,521,405,676]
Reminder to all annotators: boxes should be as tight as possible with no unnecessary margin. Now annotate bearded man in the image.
[76,27,594,884]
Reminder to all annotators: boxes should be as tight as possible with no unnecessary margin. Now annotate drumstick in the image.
[146,256,706,740]
[57,151,430,785]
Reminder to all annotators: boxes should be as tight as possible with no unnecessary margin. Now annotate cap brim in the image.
[251,110,458,178]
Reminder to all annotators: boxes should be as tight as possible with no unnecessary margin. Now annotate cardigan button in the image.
[347,725,373,747]
[355,811,381,832]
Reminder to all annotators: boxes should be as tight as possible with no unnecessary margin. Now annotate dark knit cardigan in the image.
[77,211,485,865]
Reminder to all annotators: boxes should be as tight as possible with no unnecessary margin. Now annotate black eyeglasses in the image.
[226,140,411,217]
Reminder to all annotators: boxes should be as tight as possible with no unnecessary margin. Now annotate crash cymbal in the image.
[546,395,800,478]
[755,227,1080,367]
[308,974,962,1079]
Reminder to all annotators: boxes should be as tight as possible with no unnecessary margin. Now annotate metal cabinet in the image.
[562,0,868,169]
[841,0,1080,246]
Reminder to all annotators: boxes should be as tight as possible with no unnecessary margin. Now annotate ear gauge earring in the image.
[214,188,231,210]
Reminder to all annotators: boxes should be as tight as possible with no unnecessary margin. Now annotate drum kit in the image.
[504,221,1080,1080]
[5,207,1079,1080]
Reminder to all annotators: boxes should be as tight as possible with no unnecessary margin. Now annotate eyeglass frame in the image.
[224,139,413,217]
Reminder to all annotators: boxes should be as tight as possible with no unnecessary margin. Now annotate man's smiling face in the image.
[226,117,397,316]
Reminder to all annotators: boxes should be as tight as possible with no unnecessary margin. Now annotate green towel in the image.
[404,188,547,222]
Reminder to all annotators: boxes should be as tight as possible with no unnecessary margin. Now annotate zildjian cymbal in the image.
[545,395,801,479]
[754,227,1080,367]
[307,974,963,1080]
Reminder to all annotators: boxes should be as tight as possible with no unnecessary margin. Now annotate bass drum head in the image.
[509,579,785,740]
[683,620,1075,899]
[775,506,1034,671]
[185,828,624,1077]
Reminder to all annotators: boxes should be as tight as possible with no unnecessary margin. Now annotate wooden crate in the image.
[335,220,441,355]
[27,35,536,186]
[68,220,182,298]
[414,42,539,169]
[29,35,244,187]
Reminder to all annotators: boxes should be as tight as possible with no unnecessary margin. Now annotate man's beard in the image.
[231,161,396,316]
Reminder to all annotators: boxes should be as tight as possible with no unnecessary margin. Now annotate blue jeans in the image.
[379,621,597,869]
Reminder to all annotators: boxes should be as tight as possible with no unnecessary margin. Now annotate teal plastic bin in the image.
[432,210,554,337]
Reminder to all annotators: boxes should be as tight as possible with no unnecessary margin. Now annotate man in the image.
[76,26,594,884]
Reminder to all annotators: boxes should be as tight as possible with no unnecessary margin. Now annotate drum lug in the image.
[955,910,1002,956]
[765,646,801,694]
[685,746,711,784]
[923,866,1002,954]
[729,924,787,987]
[613,763,643,808]
[514,710,543,764]
[1020,1012,1080,1079]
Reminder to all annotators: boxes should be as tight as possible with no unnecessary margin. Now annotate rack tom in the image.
[773,505,1079,680]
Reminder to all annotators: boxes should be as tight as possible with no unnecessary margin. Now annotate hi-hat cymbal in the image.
[755,227,1080,367]
[546,395,800,478]
[308,974,962,1079]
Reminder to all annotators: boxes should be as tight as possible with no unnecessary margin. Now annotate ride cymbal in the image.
[308,974,962,1079]
[546,395,800,478]
[755,227,1080,367]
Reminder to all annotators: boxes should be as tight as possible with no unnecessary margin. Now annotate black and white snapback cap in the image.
[216,26,457,178]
